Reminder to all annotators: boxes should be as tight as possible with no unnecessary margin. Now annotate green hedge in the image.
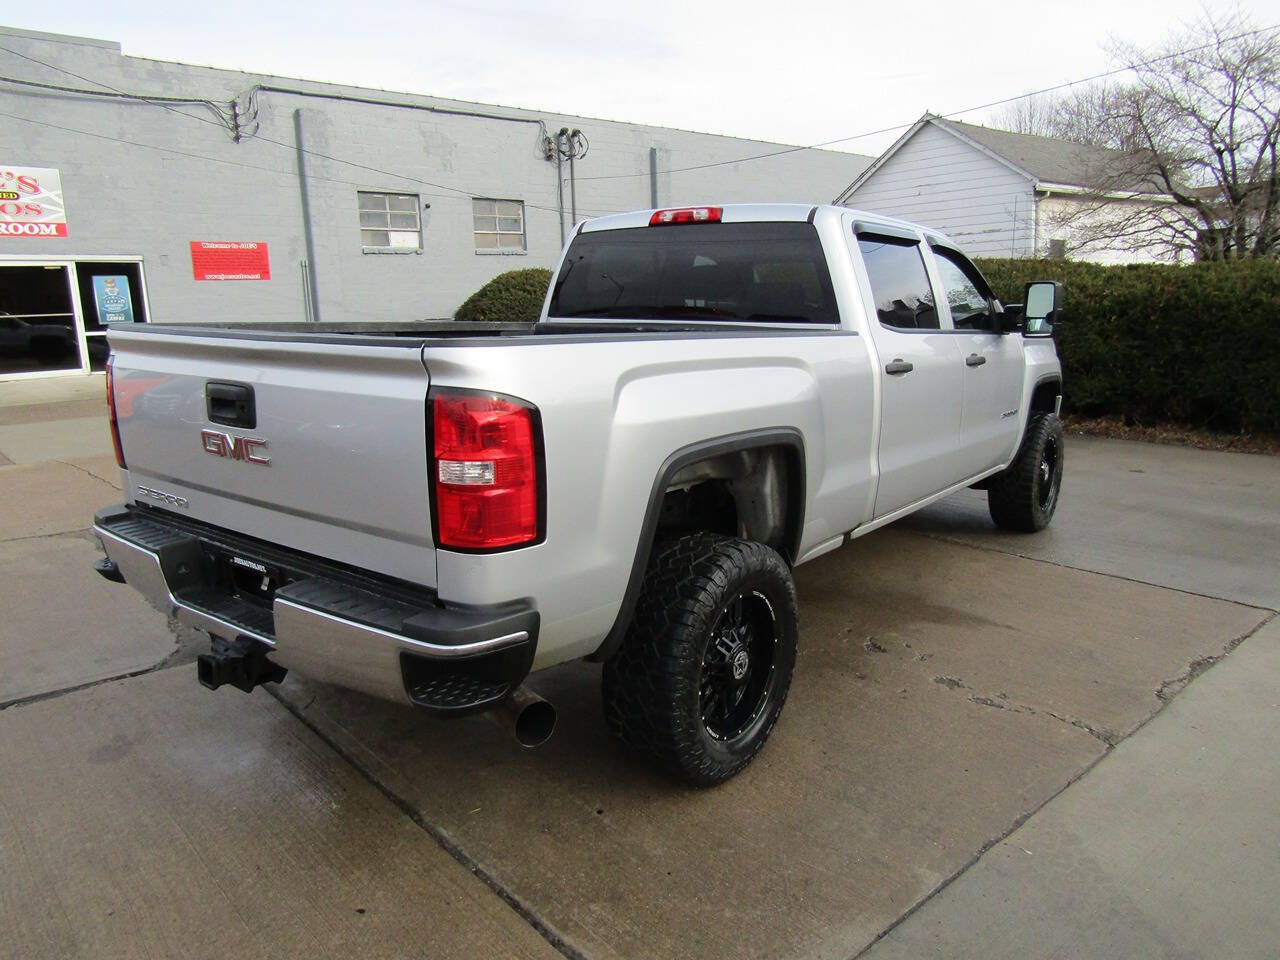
[453,261,1280,433]
[975,258,1280,434]
[454,268,552,324]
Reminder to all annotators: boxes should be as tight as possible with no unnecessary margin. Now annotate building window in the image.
[473,199,526,252]
[359,192,421,250]
[1047,238,1068,260]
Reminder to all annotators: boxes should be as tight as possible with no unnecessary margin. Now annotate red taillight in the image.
[649,206,722,226]
[105,355,126,469]
[432,392,541,550]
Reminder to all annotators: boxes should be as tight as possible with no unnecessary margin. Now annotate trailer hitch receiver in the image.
[197,636,287,693]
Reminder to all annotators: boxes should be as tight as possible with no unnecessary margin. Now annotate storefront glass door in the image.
[75,261,147,372]
[0,263,82,377]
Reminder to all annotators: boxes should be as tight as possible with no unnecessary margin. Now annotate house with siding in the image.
[834,114,1187,263]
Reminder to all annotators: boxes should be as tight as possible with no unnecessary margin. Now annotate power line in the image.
[7,21,1273,216]
[0,107,617,218]
[0,44,607,217]
[573,21,1280,183]
[0,44,236,131]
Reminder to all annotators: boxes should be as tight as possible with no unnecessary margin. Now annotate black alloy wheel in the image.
[603,533,799,786]
[988,412,1065,532]
[699,590,778,742]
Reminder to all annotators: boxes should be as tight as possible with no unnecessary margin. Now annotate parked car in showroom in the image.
[0,309,77,365]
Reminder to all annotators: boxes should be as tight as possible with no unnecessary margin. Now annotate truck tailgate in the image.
[109,328,436,589]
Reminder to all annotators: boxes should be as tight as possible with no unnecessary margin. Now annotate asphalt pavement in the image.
[0,380,1275,959]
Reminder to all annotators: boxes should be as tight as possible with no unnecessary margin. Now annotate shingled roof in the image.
[932,116,1164,194]
[839,114,1170,201]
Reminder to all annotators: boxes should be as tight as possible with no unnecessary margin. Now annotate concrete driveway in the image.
[1,401,1275,960]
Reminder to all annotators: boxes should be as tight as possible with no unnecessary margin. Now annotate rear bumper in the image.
[93,505,538,712]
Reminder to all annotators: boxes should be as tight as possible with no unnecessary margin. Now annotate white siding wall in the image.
[844,123,1036,257]
[1038,195,1189,264]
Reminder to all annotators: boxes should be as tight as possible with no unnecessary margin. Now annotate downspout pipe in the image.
[1033,190,1041,258]
[649,147,659,208]
[569,149,578,227]
[293,109,321,323]
[555,127,573,246]
[555,142,565,247]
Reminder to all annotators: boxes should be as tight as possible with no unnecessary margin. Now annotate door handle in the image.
[884,360,914,375]
[965,354,987,367]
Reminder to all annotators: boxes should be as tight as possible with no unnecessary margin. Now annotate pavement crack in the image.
[0,527,96,545]
[53,457,120,490]
[0,620,197,712]
[1040,710,1117,746]
[946,684,1117,745]
[902,528,1278,614]
[265,687,587,960]
[1156,610,1277,703]
[0,657,180,712]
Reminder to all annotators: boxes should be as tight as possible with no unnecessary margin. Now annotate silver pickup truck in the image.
[95,203,1065,785]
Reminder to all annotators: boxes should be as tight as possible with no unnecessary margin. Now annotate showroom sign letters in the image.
[0,166,68,237]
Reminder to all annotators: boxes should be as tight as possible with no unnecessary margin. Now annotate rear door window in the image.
[549,221,839,324]
[856,235,939,330]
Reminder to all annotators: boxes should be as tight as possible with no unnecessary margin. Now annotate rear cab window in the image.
[548,222,840,324]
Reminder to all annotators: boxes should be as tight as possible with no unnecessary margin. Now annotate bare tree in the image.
[998,10,1280,260]
[997,93,1061,139]
[997,84,1136,149]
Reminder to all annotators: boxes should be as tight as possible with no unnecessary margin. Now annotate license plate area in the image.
[206,547,291,610]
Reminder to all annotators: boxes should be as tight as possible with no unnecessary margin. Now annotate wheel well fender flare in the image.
[586,427,806,662]
[1027,374,1063,417]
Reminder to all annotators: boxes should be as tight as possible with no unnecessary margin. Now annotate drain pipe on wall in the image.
[569,146,578,227]
[555,129,567,246]
[293,109,322,322]
[649,147,659,208]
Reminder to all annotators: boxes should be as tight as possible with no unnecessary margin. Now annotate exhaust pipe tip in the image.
[514,698,557,748]
[499,685,557,748]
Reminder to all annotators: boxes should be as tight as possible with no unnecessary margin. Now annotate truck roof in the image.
[578,203,958,250]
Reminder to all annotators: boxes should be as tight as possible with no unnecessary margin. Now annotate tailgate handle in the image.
[206,382,257,429]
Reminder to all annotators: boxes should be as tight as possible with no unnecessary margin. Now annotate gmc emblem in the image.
[201,429,270,466]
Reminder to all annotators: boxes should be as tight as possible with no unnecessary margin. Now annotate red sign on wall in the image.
[190,241,271,281]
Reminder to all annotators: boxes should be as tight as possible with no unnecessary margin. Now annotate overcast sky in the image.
[6,0,1276,155]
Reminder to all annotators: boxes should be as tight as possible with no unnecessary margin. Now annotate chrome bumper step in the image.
[93,505,538,709]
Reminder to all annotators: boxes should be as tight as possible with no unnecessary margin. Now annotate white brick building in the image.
[0,26,870,379]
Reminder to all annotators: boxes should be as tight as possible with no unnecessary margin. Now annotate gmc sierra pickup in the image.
[94,203,1066,785]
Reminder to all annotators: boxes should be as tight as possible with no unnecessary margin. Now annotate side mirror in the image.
[1023,281,1064,335]
[995,302,1024,334]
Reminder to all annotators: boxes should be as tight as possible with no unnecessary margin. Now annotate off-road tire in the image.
[602,533,798,787]
[988,412,1065,532]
